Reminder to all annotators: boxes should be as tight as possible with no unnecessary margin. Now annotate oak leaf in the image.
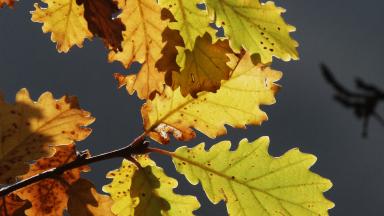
[103,155,200,216]
[31,0,92,52]
[155,26,184,77]
[142,53,281,143]
[172,137,334,215]
[68,179,114,216]
[109,0,167,99]
[76,0,125,52]
[206,0,298,63]
[0,88,94,183]
[0,194,30,216]
[15,144,90,216]
[0,0,15,8]
[158,0,215,50]
[170,33,236,97]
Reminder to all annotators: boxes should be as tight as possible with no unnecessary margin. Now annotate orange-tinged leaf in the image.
[68,179,114,216]
[109,0,167,99]
[31,0,93,52]
[76,0,125,52]
[0,89,94,184]
[142,53,281,143]
[171,33,235,97]
[0,194,30,216]
[0,0,15,8]
[15,144,90,216]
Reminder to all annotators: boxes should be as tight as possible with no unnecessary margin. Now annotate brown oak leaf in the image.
[156,27,184,84]
[68,179,114,216]
[0,89,94,184]
[76,0,125,51]
[0,194,30,216]
[0,0,15,8]
[15,144,90,216]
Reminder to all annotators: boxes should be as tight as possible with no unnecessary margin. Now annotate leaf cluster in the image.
[0,0,334,215]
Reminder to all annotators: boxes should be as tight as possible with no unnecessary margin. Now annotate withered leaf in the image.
[0,89,94,184]
[15,144,90,216]
[76,0,125,52]
[0,194,30,216]
[156,27,184,81]
[0,0,15,8]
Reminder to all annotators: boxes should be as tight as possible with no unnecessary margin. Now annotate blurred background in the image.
[1,0,384,215]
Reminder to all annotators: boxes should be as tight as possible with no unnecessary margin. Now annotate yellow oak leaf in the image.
[103,155,200,216]
[68,179,114,216]
[170,33,236,97]
[206,0,298,63]
[15,144,90,216]
[158,0,215,50]
[109,0,167,99]
[0,194,30,216]
[0,88,94,184]
[172,137,334,216]
[142,53,281,143]
[31,0,93,52]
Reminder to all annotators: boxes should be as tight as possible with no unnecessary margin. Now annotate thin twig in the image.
[0,133,147,197]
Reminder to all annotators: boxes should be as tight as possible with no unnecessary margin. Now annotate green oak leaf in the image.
[206,0,299,63]
[103,155,200,216]
[171,137,334,216]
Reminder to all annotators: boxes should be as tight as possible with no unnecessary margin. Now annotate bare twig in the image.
[0,133,148,197]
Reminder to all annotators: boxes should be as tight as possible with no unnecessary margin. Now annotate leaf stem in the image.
[0,133,147,197]
[147,147,173,157]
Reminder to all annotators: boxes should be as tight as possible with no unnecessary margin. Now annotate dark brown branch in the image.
[0,133,148,197]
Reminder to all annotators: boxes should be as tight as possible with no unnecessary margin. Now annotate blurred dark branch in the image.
[321,63,384,137]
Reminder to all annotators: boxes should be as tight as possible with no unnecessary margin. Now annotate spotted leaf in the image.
[142,53,281,143]
[103,155,200,216]
[0,88,94,183]
[15,145,90,216]
[206,0,298,63]
[172,137,334,215]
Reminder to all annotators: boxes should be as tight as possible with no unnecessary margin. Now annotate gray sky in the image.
[1,0,384,215]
